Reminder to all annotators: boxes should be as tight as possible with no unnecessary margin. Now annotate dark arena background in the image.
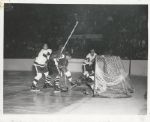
[4,4,148,114]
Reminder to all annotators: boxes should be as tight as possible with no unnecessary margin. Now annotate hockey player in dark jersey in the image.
[47,46,76,92]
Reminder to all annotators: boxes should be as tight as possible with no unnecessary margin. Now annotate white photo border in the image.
[0,0,149,122]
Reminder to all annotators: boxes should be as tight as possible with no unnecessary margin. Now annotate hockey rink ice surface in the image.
[3,71,147,114]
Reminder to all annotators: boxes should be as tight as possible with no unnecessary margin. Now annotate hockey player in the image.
[71,49,97,95]
[31,43,52,91]
[82,49,97,75]
[52,46,76,92]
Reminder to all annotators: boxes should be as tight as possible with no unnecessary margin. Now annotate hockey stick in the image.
[61,20,79,53]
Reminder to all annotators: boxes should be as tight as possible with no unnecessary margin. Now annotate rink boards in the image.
[4,59,148,76]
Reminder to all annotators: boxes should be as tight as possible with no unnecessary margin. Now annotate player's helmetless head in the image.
[43,43,48,50]
[90,49,95,56]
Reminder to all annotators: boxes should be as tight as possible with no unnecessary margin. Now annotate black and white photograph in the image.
[3,3,148,115]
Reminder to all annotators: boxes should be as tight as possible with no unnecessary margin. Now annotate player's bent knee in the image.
[44,72,49,77]
[35,73,42,80]
[65,71,71,77]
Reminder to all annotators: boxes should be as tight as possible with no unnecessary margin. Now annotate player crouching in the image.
[73,49,97,95]
[31,43,53,91]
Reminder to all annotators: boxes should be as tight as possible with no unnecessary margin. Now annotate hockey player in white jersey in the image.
[31,43,52,91]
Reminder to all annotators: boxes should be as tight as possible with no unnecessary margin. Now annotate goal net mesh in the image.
[93,55,132,98]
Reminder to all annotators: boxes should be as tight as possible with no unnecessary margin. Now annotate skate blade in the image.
[30,89,40,92]
[54,90,61,93]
